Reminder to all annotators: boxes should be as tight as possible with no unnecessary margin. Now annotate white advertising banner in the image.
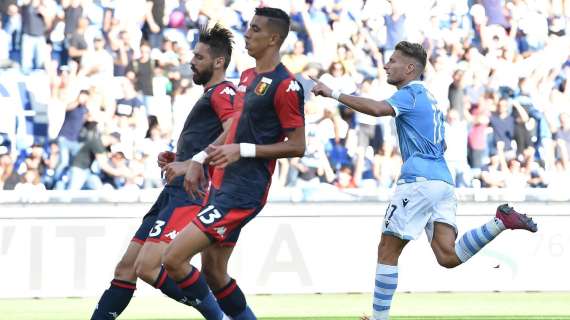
[0,201,568,298]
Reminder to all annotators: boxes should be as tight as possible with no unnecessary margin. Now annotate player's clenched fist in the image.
[157,151,175,169]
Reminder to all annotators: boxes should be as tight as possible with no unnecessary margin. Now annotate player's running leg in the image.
[372,234,408,320]
[91,241,141,320]
[202,244,256,320]
[431,204,538,267]
[135,241,189,303]
[135,204,203,305]
[163,222,226,320]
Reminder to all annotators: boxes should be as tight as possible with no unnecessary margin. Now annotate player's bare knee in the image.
[434,248,460,268]
[437,256,459,269]
[162,249,182,274]
[377,239,404,265]
[134,257,155,283]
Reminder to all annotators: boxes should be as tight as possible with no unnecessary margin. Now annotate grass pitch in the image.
[2,292,569,319]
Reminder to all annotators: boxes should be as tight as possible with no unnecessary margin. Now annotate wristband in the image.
[331,89,341,100]
[191,150,208,164]
[240,143,256,158]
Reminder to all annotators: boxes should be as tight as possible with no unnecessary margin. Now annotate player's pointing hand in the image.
[207,144,241,168]
[309,75,333,98]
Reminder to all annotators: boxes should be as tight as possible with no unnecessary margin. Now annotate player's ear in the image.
[214,56,224,69]
[406,62,415,75]
[269,32,281,47]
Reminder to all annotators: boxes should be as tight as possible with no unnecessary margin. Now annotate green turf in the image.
[2,292,569,319]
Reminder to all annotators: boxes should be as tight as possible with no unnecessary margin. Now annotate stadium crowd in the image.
[0,0,569,194]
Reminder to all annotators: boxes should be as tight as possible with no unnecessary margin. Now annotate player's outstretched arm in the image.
[310,76,395,117]
[207,127,306,168]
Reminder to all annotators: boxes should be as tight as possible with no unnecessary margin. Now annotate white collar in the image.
[405,80,426,87]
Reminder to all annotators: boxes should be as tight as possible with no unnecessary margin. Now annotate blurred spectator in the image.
[66,17,88,65]
[334,164,357,190]
[489,97,515,155]
[67,131,120,190]
[354,78,383,187]
[480,153,508,188]
[445,109,472,187]
[374,141,401,188]
[383,0,406,52]
[42,140,60,188]
[54,89,88,189]
[0,153,19,190]
[127,42,154,109]
[289,127,335,187]
[139,122,167,188]
[111,30,134,77]
[20,0,53,73]
[282,40,309,74]
[14,168,45,192]
[78,35,113,82]
[555,112,570,167]
[100,150,132,189]
[468,109,490,169]
[143,0,165,49]
[0,18,10,65]
[295,62,321,102]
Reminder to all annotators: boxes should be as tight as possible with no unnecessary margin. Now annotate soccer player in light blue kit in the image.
[311,41,537,320]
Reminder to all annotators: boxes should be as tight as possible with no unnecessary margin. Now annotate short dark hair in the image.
[395,41,427,74]
[255,7,290,43]
[198,23,234,69]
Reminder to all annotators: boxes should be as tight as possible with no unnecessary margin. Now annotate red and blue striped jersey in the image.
[211,63,304,206]
[175,81,236,162]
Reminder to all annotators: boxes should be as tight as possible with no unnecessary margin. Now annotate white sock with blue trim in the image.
[455,218,506,263]
[372,264,398,320]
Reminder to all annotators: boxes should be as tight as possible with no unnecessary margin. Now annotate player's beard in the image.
[192,65,214,86]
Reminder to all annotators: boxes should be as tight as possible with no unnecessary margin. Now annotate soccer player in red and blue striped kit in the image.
[91,24,237,320]
[162,7,306,320]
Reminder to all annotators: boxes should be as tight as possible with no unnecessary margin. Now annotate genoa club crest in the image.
[255,77,273,95]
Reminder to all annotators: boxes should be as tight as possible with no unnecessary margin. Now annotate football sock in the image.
[372,264,398,320]
[177,266,225,320]
[455,218,506,263]
[90,279,136,320]
[215,279,256,320]
[153,266,188,304]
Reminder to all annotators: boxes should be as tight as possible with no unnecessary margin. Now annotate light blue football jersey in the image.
[386,81,453,185]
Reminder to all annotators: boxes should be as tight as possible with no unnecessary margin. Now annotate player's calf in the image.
[91,241,141,320]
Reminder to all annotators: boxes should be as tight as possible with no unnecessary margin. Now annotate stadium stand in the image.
[0,0,569,197]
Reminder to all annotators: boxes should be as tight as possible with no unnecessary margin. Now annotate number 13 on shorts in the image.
[197,205,223,225]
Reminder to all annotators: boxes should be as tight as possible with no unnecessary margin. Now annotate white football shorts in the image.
[382,180,457,242]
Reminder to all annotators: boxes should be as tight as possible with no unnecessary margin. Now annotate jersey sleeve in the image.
[210,83,236,121]
[386,87,415,117]
[273,78,304,130]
